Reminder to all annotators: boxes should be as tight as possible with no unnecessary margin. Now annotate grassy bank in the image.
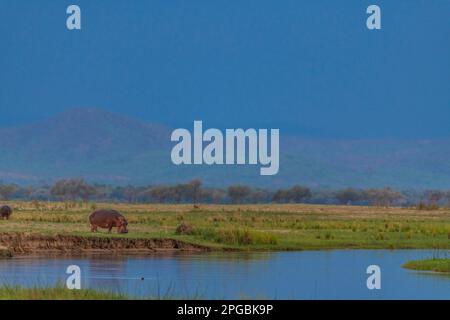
[0,284,199,300]
[402,259,450,273]
[0,285,129,300]
[0,202,449,251]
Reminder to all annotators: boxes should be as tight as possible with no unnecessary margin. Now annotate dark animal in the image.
[0,205,12,220]
[89,209,128,233]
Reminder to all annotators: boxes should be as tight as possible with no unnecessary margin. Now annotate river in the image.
[0,249,448,299]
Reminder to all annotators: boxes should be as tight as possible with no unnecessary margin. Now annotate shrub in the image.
[324,232,334,240]
[175,223,194,235]
[417,202,439,210]
[194,228,277,246]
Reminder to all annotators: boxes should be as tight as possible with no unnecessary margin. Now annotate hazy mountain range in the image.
[1,107,449,189]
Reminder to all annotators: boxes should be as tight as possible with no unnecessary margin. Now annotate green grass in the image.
[192,227,278,246]
[0,285,129,300]
[0,283,203,300]
[402,259,450,273]
[0,201,449,251]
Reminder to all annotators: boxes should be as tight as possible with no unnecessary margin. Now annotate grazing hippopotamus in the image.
[89,209,128,233]
[0,205,12,220]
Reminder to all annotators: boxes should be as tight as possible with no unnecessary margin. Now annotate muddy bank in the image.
[0,233,211,256]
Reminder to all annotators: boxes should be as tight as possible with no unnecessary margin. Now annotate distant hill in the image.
[0,108,172,183]
[1,107,449,189]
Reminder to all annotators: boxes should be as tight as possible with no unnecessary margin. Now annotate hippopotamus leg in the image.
[90,225,98,232]
[108,223,114,233]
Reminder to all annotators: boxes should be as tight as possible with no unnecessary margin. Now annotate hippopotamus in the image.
[89,209,128,233]
[0,205,12,220]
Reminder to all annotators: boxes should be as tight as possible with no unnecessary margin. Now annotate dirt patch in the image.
[0,233,210,256]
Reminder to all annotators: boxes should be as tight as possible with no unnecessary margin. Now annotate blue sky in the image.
[0,0,449,138]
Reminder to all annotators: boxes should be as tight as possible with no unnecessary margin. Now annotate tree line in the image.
[1,179,450,208]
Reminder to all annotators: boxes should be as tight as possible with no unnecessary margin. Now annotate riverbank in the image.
[0,233,210,256]
[0,202,448,252]
[0,245,12,258]
[402,258,450,273]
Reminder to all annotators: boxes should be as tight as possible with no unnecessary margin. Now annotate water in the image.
[0,250,448,299]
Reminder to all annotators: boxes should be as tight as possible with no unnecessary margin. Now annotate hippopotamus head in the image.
[117,217,128,234]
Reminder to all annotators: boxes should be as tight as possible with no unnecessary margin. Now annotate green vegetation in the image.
[402,259,450,273]
[0,285,129,300]
[0,201,449,251]
[192,227,278,246]
[0,284,203,300]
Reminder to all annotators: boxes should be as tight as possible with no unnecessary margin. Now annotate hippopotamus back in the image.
[0,205,12,220]
[89,209,128,233]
